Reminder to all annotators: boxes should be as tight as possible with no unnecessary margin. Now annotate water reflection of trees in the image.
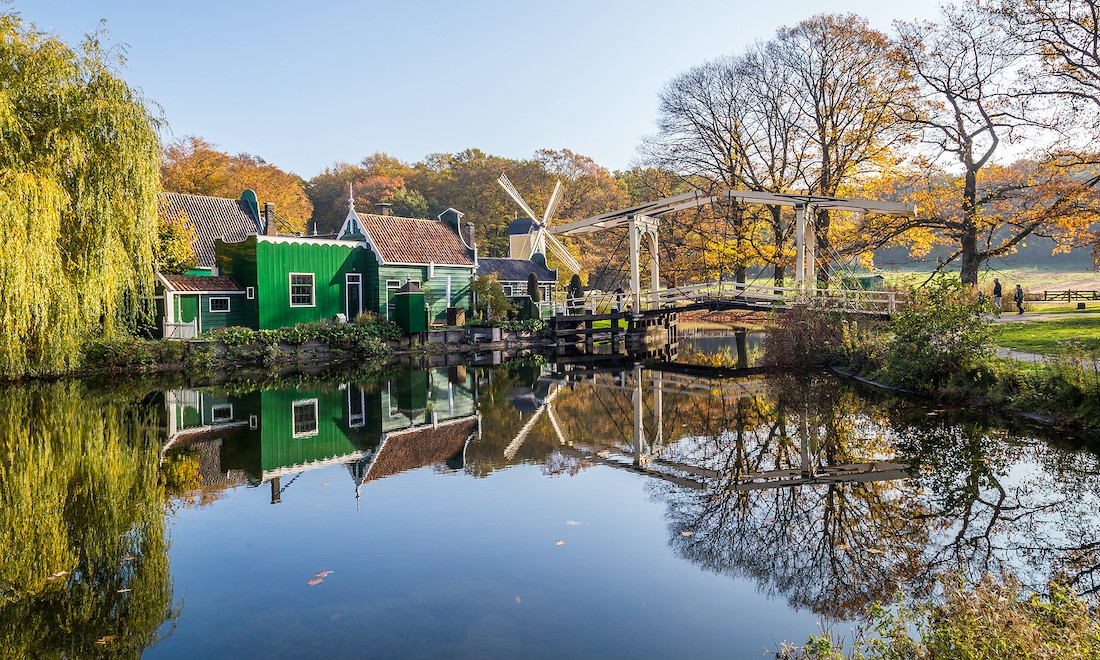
[892,412,1100,599]
[654,375,933,619]
[0,382,177,656]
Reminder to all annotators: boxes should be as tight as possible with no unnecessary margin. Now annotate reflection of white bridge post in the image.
[503,363,910,491]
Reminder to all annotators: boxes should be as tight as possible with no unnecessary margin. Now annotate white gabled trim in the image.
[386,261,475,269]
[258,234,368,248]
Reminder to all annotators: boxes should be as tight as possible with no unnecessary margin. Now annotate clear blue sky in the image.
[20,0,944,178]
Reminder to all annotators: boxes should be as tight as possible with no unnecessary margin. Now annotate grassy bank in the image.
[995,316,1100,353]
[777,574,1100,659]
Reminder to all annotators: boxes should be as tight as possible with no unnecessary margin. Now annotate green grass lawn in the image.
[994,316,1100,354]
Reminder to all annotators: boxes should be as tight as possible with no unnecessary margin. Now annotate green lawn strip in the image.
[994,317,1100,353]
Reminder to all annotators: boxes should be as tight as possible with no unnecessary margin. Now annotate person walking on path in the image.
[992,278,1003,310]
[1014,284,1024,314]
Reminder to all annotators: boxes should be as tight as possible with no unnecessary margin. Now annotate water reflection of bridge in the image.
[505,359,910,492]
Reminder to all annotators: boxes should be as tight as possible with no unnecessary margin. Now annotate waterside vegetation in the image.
[765,276,1100,428]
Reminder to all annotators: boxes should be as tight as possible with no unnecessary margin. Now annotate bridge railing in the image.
[561,281,906,315]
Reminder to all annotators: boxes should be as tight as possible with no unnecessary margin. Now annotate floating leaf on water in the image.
[95,636,116,645]
[313,570,334,578]
[565,520,582,526]
[319,482,329,487]
[680,531,694,537]
[555,540,566,546]
[867,548,885,555]
[307,577,325,586]
[836,544,850,551]
[121,556,136,562]
[46,571,68,581]
[514,595,522,604]
[117,588,132,593]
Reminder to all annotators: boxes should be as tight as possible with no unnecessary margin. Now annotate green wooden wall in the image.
[376,265,473,322]
[216,236,472,329]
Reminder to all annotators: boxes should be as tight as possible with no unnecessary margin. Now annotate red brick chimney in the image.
[263,202,277,235]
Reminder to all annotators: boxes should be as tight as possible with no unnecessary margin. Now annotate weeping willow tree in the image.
[0,13,162,377]
[0,381,177,655]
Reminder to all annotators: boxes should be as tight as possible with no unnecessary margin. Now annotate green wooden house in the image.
[155,190,477,335]
[214,204,476,328]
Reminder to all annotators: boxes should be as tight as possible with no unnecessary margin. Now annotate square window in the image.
[209,297,230,312]
[211,404,233,422]
[290,273,314,307]
[292,399,319,438]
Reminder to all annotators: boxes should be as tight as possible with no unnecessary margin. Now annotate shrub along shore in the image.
[0,314,555,384]
[764,276,1100,431]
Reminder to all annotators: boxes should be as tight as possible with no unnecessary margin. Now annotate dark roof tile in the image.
[159,193,262,268]
[161,274,243,292]
[478,257,557,282]
[357,213,475,266]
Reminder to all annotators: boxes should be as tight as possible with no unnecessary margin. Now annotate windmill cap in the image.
[507,218,537,235]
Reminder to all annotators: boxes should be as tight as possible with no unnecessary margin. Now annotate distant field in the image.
[994,317,1100,354]
[877,266,1100,293]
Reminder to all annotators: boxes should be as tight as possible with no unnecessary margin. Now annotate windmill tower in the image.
[497,174,581,274]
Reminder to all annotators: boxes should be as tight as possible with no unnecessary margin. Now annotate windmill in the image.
[497,174,581,274]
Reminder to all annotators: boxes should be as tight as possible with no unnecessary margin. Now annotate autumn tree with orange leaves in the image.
[162,136,313,233]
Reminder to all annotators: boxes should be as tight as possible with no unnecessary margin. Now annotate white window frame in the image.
[249,414,258,430]
[385,279,402,320]
[208,297,231,313]
[289,273,315,308]
[346,273,363,319]
[292,399,319,438]
[502,284,514,297]
[347,384,366,428]
[246,286,256,300]
[211,403,234,422]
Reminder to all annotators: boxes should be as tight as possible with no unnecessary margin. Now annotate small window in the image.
[502,284,514,297]
[209,297,230,313]
[348,385,365,428]
[249,414,258,430]
[211,404,233,422]
[290,273,314,307]
[292,399,319,438]
[246,287,255,300]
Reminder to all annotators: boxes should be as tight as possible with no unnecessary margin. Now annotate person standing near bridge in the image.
[992,278,1003,310]
[1014,284,1025,315]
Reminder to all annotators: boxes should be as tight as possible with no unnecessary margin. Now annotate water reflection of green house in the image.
[162,368,478,496]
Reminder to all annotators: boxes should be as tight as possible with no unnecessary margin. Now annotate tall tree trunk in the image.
[959,166,981,286]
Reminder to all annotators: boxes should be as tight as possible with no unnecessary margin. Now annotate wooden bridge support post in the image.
[646,228,660,306]
[805,212,815,289]
[794,204,806,290]
[628,217,642,312]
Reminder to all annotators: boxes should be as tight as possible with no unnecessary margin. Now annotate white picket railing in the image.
[559,280,905,316]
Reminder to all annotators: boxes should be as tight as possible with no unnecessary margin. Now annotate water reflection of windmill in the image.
[498,174,581,274]
[503,363,910,491]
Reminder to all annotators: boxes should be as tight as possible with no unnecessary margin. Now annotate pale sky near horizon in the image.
[20,0,945,179]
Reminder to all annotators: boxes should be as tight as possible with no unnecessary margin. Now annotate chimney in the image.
[465,222,476,250]
[374,202,392,217]
[263,202,277,236]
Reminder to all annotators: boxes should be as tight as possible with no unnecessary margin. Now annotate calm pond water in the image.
[2,351,1099,658]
